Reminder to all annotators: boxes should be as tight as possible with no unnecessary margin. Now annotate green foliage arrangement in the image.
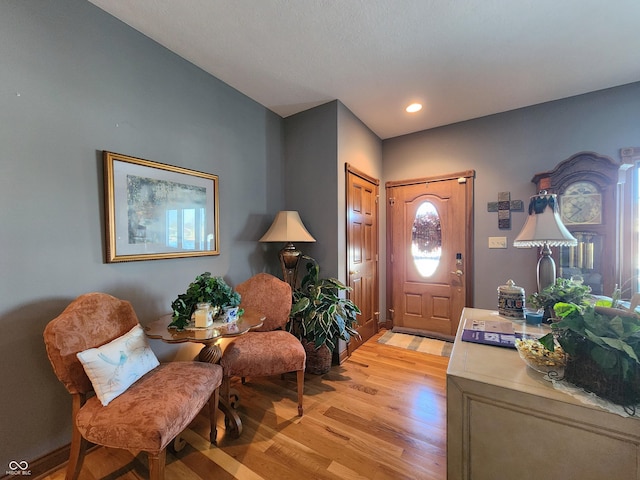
[288,261,361,351]
[169,272,241,330]
[594,284,623,309]
[540,303,640,376]
[527,277,592,319]
[539,302,640,404]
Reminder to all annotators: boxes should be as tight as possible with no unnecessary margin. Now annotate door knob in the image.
[349,270,359,275]
[451,269,463,277]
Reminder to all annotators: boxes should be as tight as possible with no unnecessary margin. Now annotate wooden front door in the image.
[387,171,474,337]
[346,165,379,354]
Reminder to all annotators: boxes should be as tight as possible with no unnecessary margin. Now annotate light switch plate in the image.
[488,236,507,249]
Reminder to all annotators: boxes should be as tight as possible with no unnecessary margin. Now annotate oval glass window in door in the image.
[411,201,442,277]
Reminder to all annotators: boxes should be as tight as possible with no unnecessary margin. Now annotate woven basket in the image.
[302,340,332,375]
[563,336,640,406]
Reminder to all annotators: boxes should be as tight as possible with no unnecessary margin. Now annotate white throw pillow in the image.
[76,324,160,406]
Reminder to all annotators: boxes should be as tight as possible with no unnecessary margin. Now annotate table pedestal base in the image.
[199,343,222,364]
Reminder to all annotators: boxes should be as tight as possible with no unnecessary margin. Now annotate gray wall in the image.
[337,101,384,287]
[0,0,284,465]
[284,101,340,276]
[383,82,640,311]
[283,101,383,299]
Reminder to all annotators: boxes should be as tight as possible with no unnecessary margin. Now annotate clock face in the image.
[561,181,602,225]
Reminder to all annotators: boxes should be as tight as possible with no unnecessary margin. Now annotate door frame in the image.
[385,170,475,328]
[345,163,380,357]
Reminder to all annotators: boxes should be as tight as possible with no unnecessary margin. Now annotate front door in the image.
[387,171,474,337]
[346,165,379,353]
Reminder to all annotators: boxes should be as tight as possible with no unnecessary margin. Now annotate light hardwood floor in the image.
[40,330,449,480]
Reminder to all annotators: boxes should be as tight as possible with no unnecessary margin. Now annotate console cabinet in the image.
[447,307,640,480]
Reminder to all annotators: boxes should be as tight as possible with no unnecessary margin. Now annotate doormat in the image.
[377,331,452,358]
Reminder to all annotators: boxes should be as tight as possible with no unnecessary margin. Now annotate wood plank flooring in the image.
[40,330,449,480]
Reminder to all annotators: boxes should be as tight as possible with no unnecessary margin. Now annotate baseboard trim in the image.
[0,444,68,480]
[336,346,349,364]
[1,443,97,480]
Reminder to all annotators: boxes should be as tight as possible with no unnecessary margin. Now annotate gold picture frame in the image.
[104,151,219,263]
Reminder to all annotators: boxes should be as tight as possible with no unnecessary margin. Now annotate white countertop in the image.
[447,307,630,409]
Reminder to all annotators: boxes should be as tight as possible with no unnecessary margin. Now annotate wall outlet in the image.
[488,236,507,249]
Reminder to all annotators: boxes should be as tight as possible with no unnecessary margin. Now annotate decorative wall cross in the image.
[487,192,523,229]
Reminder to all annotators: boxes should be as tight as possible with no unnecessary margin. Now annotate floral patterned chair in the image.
[219,273,305,433]
[43,292,222,480]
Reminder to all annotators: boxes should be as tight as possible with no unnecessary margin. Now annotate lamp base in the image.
[279,242,302,288]
[537,243,556,292]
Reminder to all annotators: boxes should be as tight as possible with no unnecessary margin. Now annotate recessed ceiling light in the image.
[406,103,423,113]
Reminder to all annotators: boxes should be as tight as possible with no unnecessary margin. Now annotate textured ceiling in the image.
[88,0,640,139]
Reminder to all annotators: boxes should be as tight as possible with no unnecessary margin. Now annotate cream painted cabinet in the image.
[447,308,640,480]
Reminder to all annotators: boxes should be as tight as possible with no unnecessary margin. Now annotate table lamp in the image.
[513,192,577,292]
[259,211,316,287]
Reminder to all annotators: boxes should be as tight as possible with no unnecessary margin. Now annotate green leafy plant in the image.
[540,302,640,381]
[527,277,592,320]
[169,272,241,330]
[288,260,361,351]
[594,284,623,309]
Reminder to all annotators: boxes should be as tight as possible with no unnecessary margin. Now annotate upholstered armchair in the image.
[219,273,305,433]
[43,292,222,480]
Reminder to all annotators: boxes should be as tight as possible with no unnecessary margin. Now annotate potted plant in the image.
[169,272,241,330]
[539,302,640,407]
[526,277,592,322]
[288,260,361,374]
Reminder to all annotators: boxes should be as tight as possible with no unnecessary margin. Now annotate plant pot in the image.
[302,340,332,375]
[562,334,640,406]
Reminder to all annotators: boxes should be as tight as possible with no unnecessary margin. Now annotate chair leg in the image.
[147,449,166,480]
[67,394,88,480]
[296,369,304,417]
[66,425,88,480]
[209,388,219,445]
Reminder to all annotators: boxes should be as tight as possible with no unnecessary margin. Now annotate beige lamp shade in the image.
[259,211,316,243]
[259,211,315,287]
[513,193,577,247]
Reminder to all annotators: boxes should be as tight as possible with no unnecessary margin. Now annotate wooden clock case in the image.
[532,151,623,295]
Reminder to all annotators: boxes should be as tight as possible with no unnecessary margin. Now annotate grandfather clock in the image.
[532,151,624,296]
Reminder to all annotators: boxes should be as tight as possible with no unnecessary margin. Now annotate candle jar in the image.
[194,302,213,328]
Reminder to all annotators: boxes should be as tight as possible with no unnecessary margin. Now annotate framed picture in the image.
[104,151,219,263]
